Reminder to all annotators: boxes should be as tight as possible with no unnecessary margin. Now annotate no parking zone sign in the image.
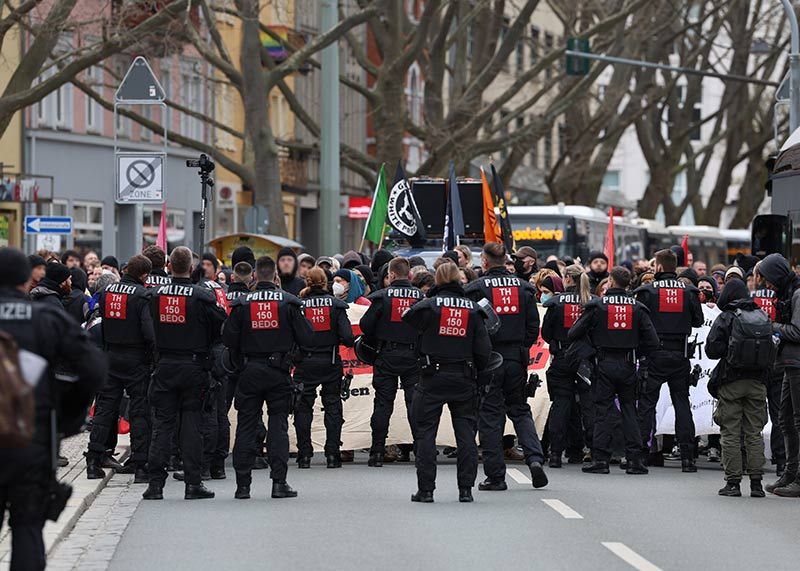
[116,152,165,203]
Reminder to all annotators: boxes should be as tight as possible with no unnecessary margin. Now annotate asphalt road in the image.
[109,456,799,571]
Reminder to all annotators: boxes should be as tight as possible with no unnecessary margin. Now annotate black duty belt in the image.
[381,341,416,351]
[596,349,635,362]
[158,351,209,363]
[658,338,686,352]
[106,344,148,355]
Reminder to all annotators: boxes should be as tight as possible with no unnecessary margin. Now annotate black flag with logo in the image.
[387,161,426,240]
[490,163,516,254]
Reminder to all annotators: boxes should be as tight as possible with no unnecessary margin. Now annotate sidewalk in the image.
[0,431,130,570]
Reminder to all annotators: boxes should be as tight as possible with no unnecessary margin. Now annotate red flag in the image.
[480,167,502,244]
[156,202,168,252]
[681,234,689,265]
[604,207,615,268]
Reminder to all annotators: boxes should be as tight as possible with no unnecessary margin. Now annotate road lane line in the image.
[601,542,662,571]
[541,499,583,519]
[507,468,531,484]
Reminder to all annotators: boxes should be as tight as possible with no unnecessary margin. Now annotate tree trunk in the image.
[237,0,287,236]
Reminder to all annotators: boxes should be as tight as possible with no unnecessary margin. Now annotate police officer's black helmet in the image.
[481,351,504,373]
[220,347,238,375]
[354,335,378,365]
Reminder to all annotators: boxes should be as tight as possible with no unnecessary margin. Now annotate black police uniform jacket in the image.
[225,281,251,303]
[465,267,539,361]
[541,287,591,355]
[360,279,424,344]
[97,275,154,353]
[566,288,659,355]
[633,272,703,345]
[145,269,171,289]
[149,277,227,355]
[402,282,492,400]
[298,287,354,361]
[222,281,313,358]
[0,288,106,483]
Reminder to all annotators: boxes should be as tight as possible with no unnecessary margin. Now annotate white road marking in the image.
[602,542,662,571]
[507,468,531,484]
[541,499,583,519]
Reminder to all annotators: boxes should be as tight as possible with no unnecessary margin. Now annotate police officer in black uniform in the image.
[224,256,313,500]
[402,263,492,502]
[752,265,786,476]
[0,248,105,570]
[294,267,354,468]
[541,266,593,468]
[359,257,424,467]
[465,242,548,490]
[142,245,171,289]
[86,255,154,483]
[142,247,227,501]
[568,267,659,474]
[634,249,703,471]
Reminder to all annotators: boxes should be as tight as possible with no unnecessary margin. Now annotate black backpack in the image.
[726,307,778,370]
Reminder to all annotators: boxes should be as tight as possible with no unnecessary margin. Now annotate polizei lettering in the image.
[483,277,520,288]
[0,303,32,320]
[435,297,474,309]
[602,295,634,305]
[387,287,422,299]
[654,280,686,289]
[247,290,284,302]
[156,284,194,297]
[105,283,138,295]
[303,296,334,308]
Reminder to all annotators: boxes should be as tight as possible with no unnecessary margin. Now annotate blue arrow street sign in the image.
[24,216,73,235]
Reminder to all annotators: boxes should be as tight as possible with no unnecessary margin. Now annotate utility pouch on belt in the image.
[340,370,353,401]
[269,352,292,372]
[289,380,303,414]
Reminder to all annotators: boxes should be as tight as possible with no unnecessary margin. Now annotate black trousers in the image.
[88,352,151,467]
[293,361,343,457]
[201,377,230,470]
[592,357,642,462]
[0,456,49,571]
[637,349,694,453]
[479,358,544,482]
[546,354,593,456]
[147,361,207,486]
[370,349,419,453]
[412,379,477,492]
[768,368,786,465]
[233,362,291,484]
[780,368,800,474]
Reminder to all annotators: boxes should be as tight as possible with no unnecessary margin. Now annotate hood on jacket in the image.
[718,278,751,310]
[758,253,793,293]
[277,246,298,279]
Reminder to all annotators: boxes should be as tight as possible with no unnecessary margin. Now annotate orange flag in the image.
[481,166,502,244]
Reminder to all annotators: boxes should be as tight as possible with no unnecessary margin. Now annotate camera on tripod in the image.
[186,153,215,173]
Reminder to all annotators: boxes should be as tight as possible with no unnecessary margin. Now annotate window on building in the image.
[216,83,235,150]
[516,41,525,74]
[181,62,204,141]
[73,201,103,253]
[115,61,130,138]
[467,25,474,59]
[530,26,540,65]
[544,33,554,80]
[558,123,566,158]
[500,17,510,70]
[544,130,553,170]
[160,66,172,134]
[85,66,103,133]
[406,65,423,125]
[531,137,539,169]
[602,170,621,192]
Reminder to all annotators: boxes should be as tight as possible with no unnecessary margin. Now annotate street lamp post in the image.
[320,0,341,255]
[781,0,800,132]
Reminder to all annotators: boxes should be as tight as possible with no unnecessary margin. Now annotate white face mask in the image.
[540,293,552,303]
[332,282,346,297]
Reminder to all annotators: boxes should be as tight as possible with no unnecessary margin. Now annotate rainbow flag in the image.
[260,26,289,62]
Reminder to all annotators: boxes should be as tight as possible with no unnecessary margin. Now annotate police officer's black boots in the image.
[529,462,548,488]
[272,481,298,498]
[718,481,742,497]
[326,453,342,469]
[185,482,215,500]
[750,478,765,498]
[368,453,384,467]
[86,455,106,480]
[458,488,473,503]
[478,478,508,491]
[411,490,434,503]
[142,482,164,500]
[625,458,649,475]
[548,453,562,469]
[235,473,251,499]
[582,461,610,474]
[297,456,311,469]
[210,464,226,480]
[102,454,126,471]
[133,466,149,484]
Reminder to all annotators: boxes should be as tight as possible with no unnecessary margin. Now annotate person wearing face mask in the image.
[541,266,594,468]
[538,275,564,305]
[333,269,371,306]
[697,276,718,306]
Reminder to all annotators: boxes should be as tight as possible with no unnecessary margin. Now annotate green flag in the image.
[363,163,389,245]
